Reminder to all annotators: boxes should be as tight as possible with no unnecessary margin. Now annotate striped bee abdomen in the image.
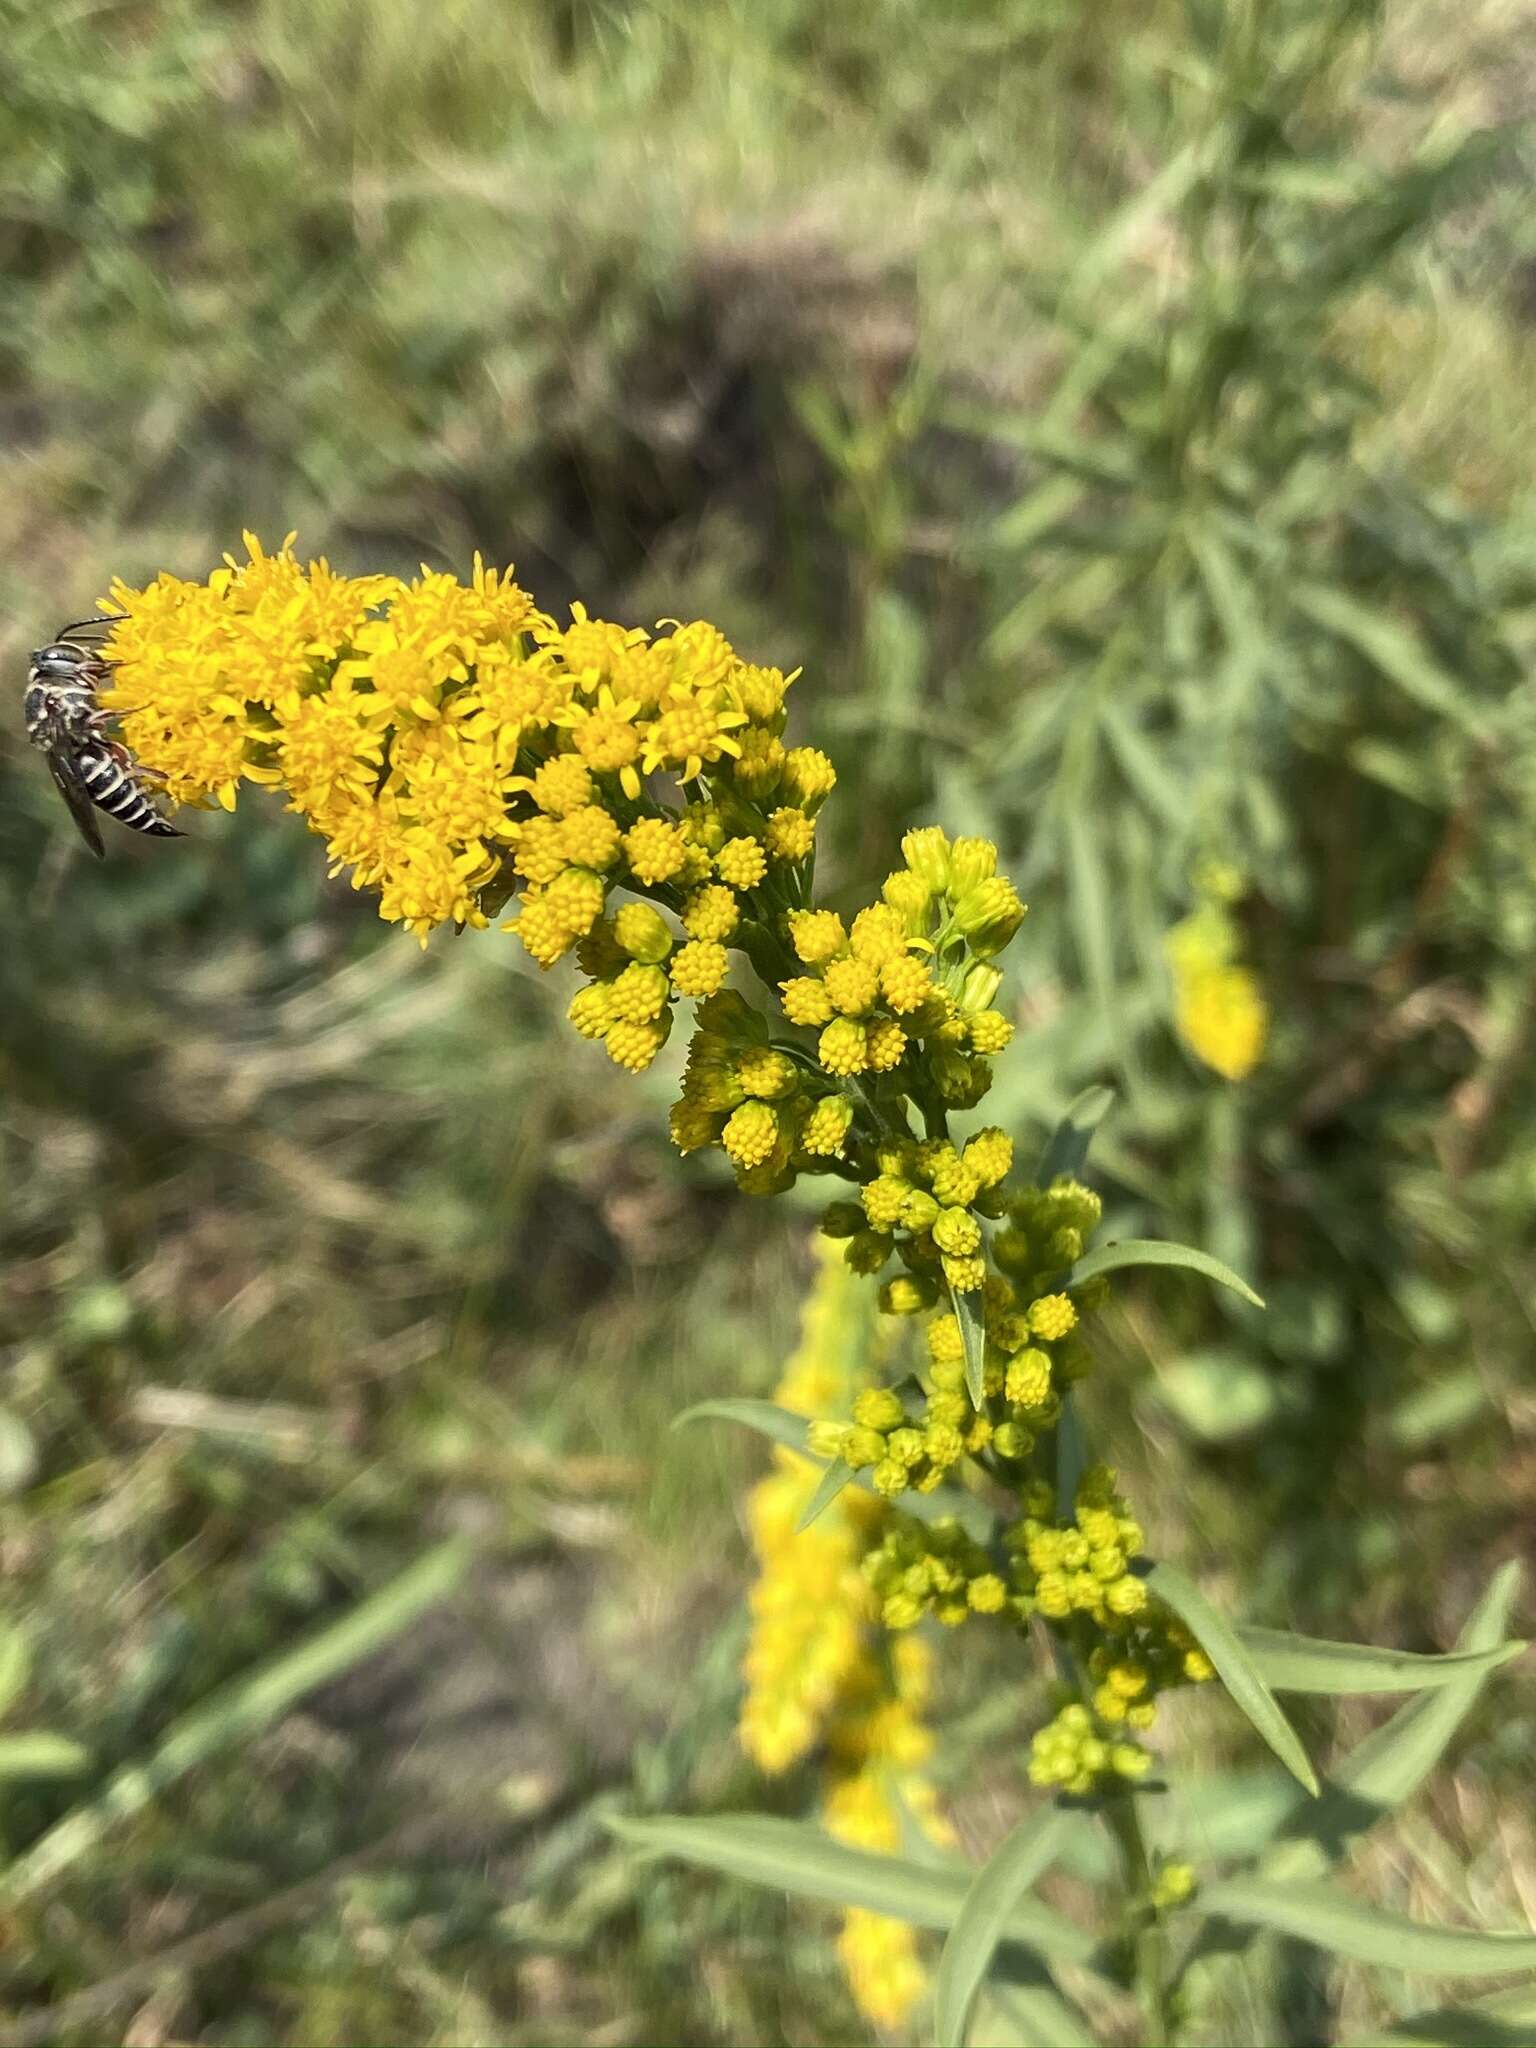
[77,749,182,839]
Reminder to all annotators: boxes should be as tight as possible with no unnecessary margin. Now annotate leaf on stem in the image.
[607,1814,1100,1969]
[1143,1561,1318,1795]
[1195,1876,1536,1977]
[1034,1086,1115,1187]
[671,1398,811,1453]
[1071,1238,1264,1308]
[932,1809,1070,2048]
[951,1283,988,1410]
[1236,1626,1524,1696]
[795,1458,854,1531]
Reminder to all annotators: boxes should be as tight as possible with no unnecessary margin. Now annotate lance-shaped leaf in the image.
[1143,1561,1318,1794]
[1236,1626,1524,1695]
[672,1398,811,1454]
[1195,1876,1536,1977]
[1034,1086,1115,1188]
[984,1969,1097,2048]
[608,1814,1100,1970]
[1071,1239,1263,1308]
[1347,1980,1536,2046]
[1262,1562,1524,1883]
[933,1809,1070,2047]
[795,1457,854,1531]
[951,1283,988,1409]
[0,1733,90,1780]
[673,1397,995,1540]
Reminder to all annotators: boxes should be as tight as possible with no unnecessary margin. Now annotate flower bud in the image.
[900,826,951,892]
[947,836,997,894]
[614,902,674,963]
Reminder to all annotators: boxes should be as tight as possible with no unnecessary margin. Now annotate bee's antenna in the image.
[54,615,122,641]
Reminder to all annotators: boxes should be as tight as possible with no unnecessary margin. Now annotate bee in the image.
[23,618,182,859]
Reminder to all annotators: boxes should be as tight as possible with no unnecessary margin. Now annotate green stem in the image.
[1103,1790,1172,2045]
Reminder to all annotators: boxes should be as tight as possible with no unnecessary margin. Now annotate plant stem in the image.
[1103,1789,1173,2046]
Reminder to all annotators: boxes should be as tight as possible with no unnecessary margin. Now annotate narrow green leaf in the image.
[984,1971,1097,2048]
[1236,1626,1524,1695]
[671,1398,809,1454]
[1144,1562,1318,1795]
[1064,806,1118,1063]
[607,1814,1100,1969]
[952,1285,988,1410]
[1099,706,1186,829]
[933,1811,1070,2048]
[0,1539,471,1905]
[1034,1087,1115,1187]
[795,1458,853,1532]
[1071,1238,1264,1308]
[1351,1980,1536,2046]
[1196,1876,1536,1977]
[1054,1393,1087,1524]
[1263,1563,1523,1883]
[672,1396,994,1539]
[1292,583,1486,735]
[0,1626,31,1721]
[0,1733,91,1780]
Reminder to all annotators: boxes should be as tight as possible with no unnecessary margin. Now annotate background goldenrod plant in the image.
[3,1,1536,2044]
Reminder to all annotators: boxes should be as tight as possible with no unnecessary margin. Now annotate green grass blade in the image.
[952,1284,988,1409]
[1034,1087,1115,1187]
[1291,583,1487,735]
[933,1809,1069,2047]
[1145,1562,1318,1794]
[0,1627,30,1721]
[795,1457,854,1531]
[1071,1238,1264,1308]
[608,1814,1099,1969]
[1196,1876,1536,1976]
[1347,1981,1536,2045]
[983,1970,1097,2048]
[0,1733,91,1780]
[1263,1563,1523,1882]
[671,1398,810,1453]
[0,1539,471,1905]
[1236,1626,1525,1695]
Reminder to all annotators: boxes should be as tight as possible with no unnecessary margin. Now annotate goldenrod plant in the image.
[84,538,1534,2047]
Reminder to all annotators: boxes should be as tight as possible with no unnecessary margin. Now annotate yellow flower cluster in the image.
[1165,890,1268,1082]
[97,541,816,1039]
[738,1242,948,2033]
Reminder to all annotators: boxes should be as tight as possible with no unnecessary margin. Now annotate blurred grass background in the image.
[1,1,1534,2041]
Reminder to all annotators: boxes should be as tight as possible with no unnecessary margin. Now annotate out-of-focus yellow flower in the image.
[739,1244,948,2031]
[1165,897,1268,1081]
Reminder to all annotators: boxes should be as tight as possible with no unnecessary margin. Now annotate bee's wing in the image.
[46,748,106,859]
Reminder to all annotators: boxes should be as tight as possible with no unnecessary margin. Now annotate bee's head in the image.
[30,643,90,677]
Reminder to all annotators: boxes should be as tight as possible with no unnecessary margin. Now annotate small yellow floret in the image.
[682,884,740,942]
[823,957,880,1017]
[789,909,847,965]
[670,940,729,998]
[765,808,815,861]
[716,836,768,890]
[864,1018,907,1072]
[622,817,689,886]
[818,1019,868,1077]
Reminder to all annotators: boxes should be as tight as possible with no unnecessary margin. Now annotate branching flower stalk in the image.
[94,535,1219,2026]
